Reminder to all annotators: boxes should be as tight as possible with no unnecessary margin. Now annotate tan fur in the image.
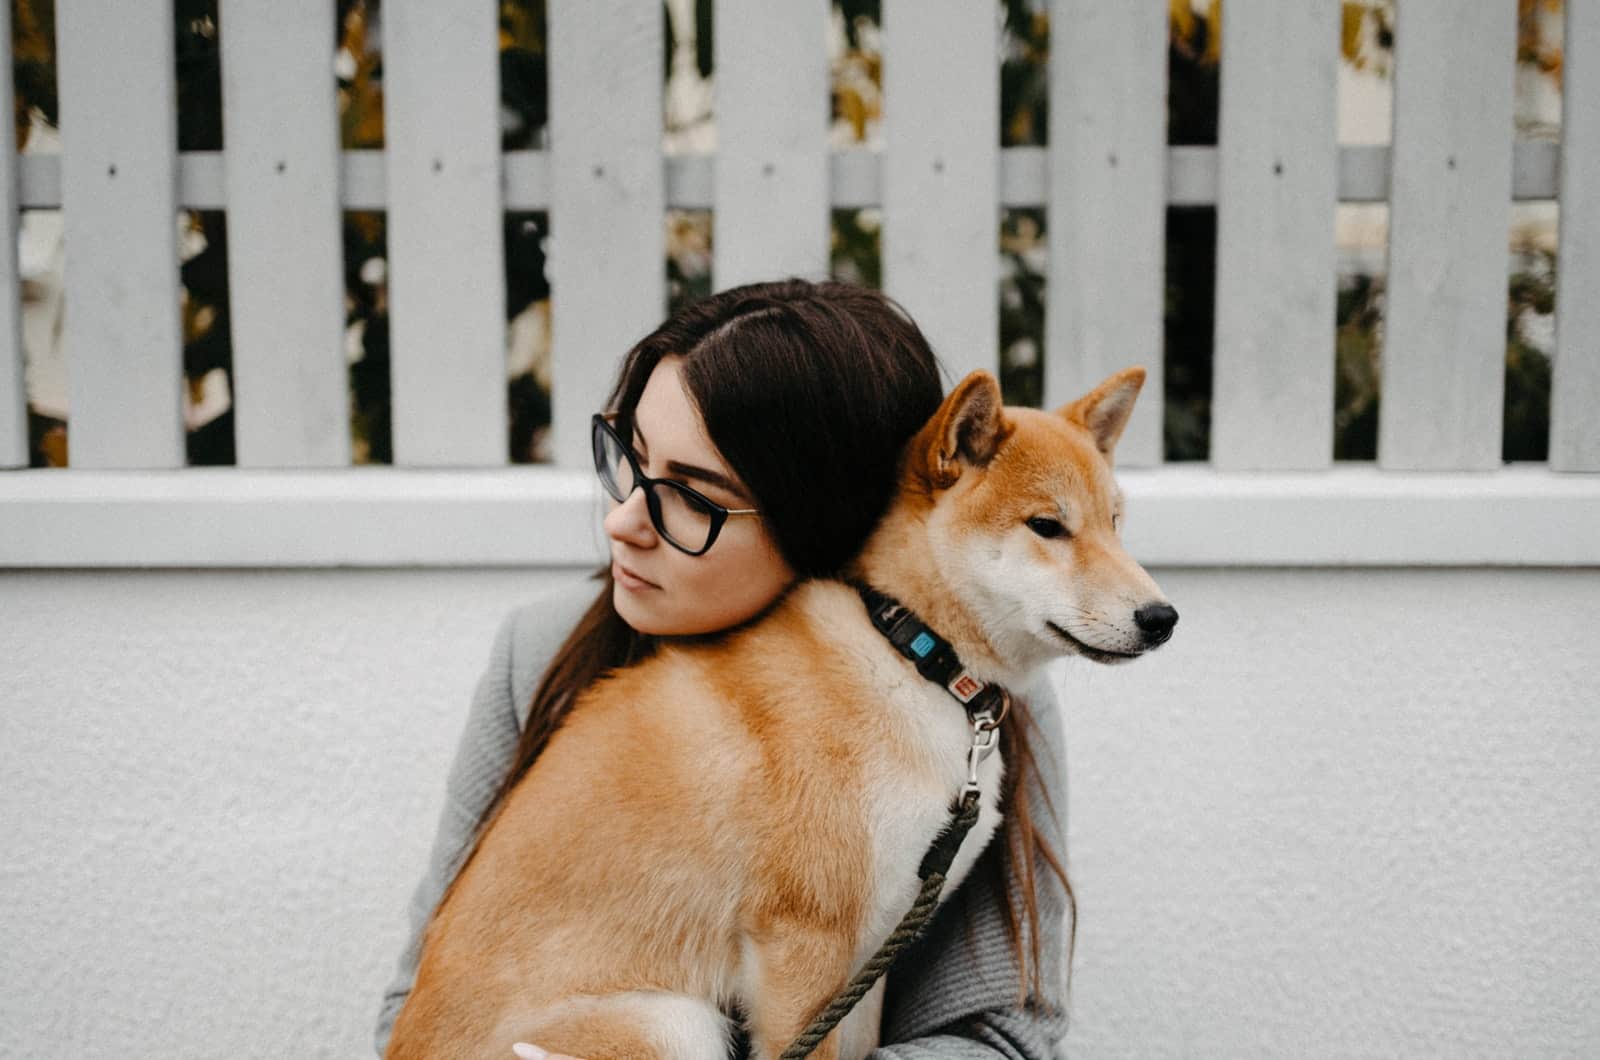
[386,369,1175,1060]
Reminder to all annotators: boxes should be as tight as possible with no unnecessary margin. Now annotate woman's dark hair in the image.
[606,278,945,578]
[454,277,1075,1012]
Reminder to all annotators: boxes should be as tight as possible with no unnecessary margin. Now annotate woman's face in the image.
[603,356,797,635]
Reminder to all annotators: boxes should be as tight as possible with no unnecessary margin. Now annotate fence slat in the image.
[881,0,997,388]
[383,1,506,466]
[57,0,184,468]
[1552,0,1600,471]
[1211,0,1339,469]
[0,0,23,467]
[1380,0,1517,470]
[1047,0,1167,465]
[714,0,829,288]
[220,0,348,467]
[548,1,665,468]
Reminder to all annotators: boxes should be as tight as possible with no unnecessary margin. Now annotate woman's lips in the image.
[612,561,659,591]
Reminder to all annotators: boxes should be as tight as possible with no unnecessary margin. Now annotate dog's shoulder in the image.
[777,577,869,627]
[739,579,886,665]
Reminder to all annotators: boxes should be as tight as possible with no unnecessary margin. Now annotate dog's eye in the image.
[1113,513,1123,533]
[1026,517,1068,539]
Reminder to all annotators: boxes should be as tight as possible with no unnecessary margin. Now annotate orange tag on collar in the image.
[949,672,982,702]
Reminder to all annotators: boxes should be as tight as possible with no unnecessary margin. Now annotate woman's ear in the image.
[922,370,1011,489]
[1057,366,1145,462]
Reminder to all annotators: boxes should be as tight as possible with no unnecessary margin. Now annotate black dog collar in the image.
[854,583,1010,728]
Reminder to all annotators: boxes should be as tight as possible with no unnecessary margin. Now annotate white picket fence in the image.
[1,0,1597,568]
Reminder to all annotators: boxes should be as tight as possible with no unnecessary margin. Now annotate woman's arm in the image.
[866,668,1073,1059]
[373,579,600,1057]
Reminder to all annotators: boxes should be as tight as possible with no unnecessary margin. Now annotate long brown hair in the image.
[460,278,1076,1012]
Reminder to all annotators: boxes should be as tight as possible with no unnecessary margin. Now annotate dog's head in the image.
[857,367,1177,680]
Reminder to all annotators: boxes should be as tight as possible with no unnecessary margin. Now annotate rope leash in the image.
[778,788,984,1060]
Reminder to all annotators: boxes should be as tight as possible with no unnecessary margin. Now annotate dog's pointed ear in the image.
[1058,366,1145,462]
[922,370,1012,489]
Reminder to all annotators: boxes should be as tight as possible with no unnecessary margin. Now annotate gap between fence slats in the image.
[0,0,24,466]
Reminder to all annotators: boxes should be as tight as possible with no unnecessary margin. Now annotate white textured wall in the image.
[1,567,1596,1059]
[1058,568,1598,1058]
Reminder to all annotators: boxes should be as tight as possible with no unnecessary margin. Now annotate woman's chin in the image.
[613,586,674,636]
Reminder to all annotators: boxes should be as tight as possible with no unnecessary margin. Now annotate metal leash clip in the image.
[962,710,1001,797]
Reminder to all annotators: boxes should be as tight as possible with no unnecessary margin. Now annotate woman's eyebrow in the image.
[665,460,750,502]
[632,422,751,503]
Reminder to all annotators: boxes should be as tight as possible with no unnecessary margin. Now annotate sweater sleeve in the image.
[865,665,1073,1060]
[372,578,601,1058]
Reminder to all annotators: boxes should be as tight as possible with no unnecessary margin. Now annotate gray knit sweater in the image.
[374,576,1072,1058]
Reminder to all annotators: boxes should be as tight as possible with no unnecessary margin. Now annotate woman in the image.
[374,278,1075,1059]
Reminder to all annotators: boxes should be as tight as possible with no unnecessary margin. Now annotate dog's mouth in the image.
[1046,621,1144,664]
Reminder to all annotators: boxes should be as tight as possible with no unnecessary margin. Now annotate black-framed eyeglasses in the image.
[591,413,761,556]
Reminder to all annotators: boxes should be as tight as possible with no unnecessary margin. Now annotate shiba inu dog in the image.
[386,367,1177,1060]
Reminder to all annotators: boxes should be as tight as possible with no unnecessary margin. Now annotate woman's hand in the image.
[512,1043,585,1060]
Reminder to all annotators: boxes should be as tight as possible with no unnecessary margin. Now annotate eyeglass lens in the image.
[595,422,718,552]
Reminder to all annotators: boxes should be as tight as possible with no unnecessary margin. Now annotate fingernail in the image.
[512,1044,548,1060]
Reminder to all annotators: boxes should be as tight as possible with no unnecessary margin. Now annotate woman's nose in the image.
[603,487,657,547]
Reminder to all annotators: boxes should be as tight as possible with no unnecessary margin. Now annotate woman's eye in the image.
[1026,516,1067,539]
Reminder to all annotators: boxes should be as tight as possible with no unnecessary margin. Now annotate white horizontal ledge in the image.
[1,465,1597,568]
[12,143,1565,212]
[1122,464,1600,566]
[0,467,608,568]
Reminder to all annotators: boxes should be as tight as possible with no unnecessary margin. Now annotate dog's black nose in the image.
[1134,602,1178,645]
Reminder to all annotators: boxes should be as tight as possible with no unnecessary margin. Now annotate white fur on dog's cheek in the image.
[936,522,1069,676]
[940,519,1156,663]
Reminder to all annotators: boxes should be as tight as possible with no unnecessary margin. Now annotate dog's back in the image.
[386,579,1005,1060]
